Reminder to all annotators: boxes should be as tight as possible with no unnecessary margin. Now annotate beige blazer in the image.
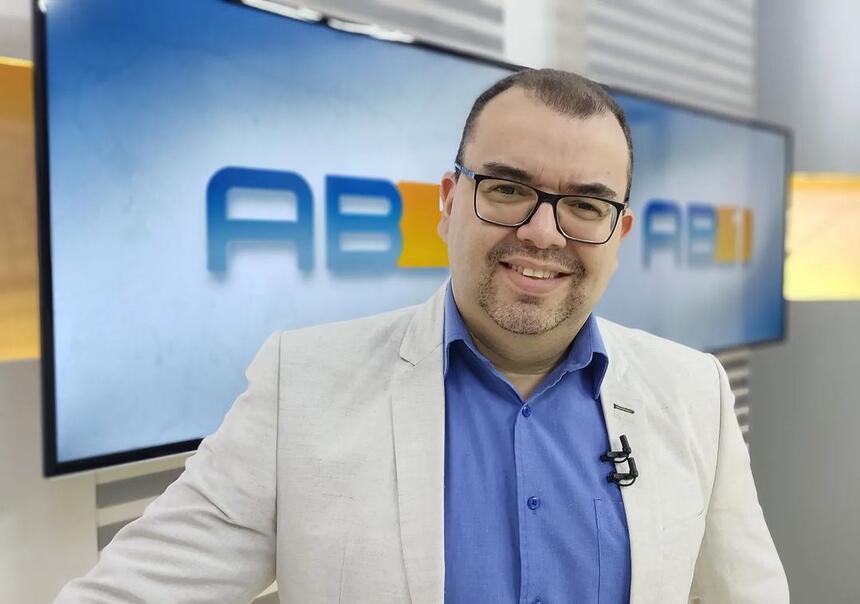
[56,285,788,603]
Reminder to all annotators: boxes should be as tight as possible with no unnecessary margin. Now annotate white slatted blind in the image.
[582,0,756,118]
[269,0,505,58]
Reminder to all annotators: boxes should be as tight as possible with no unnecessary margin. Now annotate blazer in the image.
[56,284,789,603]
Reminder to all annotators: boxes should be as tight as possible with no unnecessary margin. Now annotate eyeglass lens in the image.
[476,178,619,243]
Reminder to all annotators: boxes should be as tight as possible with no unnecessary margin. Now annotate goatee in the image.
[477,242,588,335]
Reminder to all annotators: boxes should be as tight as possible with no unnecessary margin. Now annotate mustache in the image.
[486,242,586,275]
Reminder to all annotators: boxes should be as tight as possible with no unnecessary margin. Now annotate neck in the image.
[460,304,590,399]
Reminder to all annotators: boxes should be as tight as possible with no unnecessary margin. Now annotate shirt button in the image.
[521,405,532,417]
[527,496,541,510]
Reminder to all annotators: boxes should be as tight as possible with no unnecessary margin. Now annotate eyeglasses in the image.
[454,163,628,245]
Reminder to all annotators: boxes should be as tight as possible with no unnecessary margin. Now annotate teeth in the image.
[509,264,558,279]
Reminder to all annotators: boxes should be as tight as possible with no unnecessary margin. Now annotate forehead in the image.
[463,87,629,193]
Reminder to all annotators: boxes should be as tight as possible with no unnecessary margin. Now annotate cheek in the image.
[575,246,616,279]
[452,229,511,283]
[446,222,480,278]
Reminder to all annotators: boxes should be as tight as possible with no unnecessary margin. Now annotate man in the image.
[56,69,788,603]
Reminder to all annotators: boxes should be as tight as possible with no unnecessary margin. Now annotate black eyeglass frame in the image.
[454,162,629,245]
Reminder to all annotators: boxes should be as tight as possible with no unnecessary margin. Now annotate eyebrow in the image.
[481,161,620,200]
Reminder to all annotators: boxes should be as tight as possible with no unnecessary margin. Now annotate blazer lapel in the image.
[390,285,447,604]
[598,320,663,604]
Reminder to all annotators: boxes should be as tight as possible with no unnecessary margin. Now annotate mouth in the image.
[498,261,574,295]
[500,261,571,280]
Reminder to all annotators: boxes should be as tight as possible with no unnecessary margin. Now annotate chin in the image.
[485,290,586,336]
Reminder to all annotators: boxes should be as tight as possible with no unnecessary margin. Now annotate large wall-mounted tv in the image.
[36,0,790,475]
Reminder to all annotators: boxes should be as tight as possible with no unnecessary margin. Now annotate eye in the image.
[564,198,611,220]
[575,201,600,213]
[490,183,526,196]
[480,180,535,203]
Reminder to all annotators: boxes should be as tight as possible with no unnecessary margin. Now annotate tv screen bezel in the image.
[33,0,792,476]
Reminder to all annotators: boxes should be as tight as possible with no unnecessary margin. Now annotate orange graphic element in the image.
[396,181,449,268]
[715,207,737,262]
[0,58,40,361]
[741,208,753,262]
[785,173,860,300]
[715,205,754,263]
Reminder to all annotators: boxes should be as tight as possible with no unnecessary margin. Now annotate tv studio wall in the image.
[751,1,860,602]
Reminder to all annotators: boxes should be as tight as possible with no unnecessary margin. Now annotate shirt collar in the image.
[443,282,609,398]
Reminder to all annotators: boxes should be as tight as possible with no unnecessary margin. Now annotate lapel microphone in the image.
[601,434,639,487]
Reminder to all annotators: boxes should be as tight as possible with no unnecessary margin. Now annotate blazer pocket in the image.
[662,507,705,560]
[661,497,705,532]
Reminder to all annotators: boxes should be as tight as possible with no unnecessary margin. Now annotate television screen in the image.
[37,0,789,474]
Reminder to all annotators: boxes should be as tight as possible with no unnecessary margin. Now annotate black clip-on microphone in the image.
[601,434,639,487]
[608,457,638,487]
[600,434,632,463]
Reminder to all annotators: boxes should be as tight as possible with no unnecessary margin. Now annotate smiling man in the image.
[439,83,632,400]
[56,69,788,604]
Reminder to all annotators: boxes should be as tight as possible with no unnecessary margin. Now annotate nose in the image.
[516,201,567,249]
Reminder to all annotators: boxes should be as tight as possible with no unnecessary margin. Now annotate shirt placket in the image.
[514,399,544,604]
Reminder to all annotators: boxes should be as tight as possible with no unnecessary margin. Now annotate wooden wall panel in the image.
[0,57,39,361]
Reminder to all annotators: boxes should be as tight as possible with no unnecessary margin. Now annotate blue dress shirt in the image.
[443,285,631,603]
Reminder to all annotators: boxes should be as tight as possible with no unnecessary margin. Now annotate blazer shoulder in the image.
[596,318,726,450]
[596,316,716,377]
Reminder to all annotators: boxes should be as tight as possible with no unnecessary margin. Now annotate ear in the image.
[437,169,457,243]
[619,209,635,240]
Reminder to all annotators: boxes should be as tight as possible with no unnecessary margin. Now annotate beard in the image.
[476,242,588,335]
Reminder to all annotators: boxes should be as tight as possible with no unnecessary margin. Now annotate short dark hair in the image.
[454,68,634,202]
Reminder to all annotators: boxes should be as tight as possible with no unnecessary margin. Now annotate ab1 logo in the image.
[206,167,448,273]
[206,167,755,273]
[642,199,753,267]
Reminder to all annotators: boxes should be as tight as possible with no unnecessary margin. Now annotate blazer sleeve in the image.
[54,331,282,604]
[688,355,789,603]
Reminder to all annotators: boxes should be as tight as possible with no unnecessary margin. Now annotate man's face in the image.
[438,87,634,337]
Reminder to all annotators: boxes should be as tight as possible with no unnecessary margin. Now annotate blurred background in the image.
[1,0,858,602]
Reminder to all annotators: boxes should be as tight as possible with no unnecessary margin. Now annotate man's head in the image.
[454,69,634,203]
[438,69,635,340]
